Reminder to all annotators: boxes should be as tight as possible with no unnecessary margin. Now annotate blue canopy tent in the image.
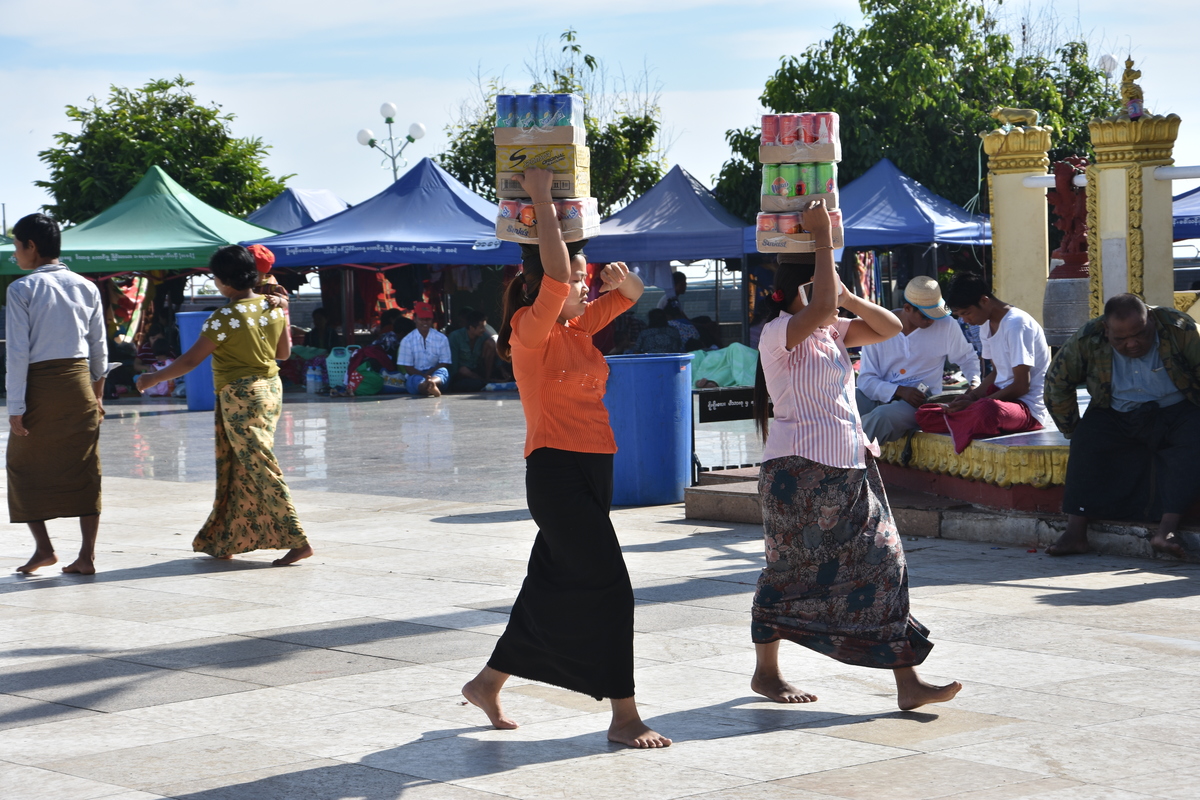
[1175,186,1200,240]
[246,188,349,233]
[588,165,746,264]
[247,158,520,343]
[247,158,520,267]
[740,157,990,252]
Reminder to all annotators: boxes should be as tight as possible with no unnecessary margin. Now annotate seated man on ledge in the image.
[397,302,451,397]
[1044,293,1200,557]
[856,276,981,445]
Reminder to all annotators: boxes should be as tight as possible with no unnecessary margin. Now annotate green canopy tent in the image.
[0,166,278,275]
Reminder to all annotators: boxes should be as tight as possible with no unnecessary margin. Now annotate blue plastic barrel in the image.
[603,353,693,506]
[177,311,216,412]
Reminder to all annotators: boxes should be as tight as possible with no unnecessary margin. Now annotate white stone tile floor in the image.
[0,393,1197,798]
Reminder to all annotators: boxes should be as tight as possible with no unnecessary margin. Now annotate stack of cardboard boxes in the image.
[493,93,601,244]
[754,112,845,253]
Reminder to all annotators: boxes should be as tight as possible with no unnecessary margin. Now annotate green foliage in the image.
[37,76,290,225]
[713,0,1120,223]
[437,30,665,216]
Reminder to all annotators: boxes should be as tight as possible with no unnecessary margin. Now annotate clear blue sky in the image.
[1,0,1196,227]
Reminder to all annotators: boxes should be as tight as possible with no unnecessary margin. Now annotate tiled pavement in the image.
[2,394,1199,799]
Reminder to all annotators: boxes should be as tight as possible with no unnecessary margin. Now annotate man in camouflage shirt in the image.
[1044,294,1200,557]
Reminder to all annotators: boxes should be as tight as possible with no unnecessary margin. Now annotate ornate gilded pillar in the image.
[981,122,1053,324]
[1087,59,1181,315]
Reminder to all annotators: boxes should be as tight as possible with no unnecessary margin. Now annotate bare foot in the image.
[16,551,57,574]
[462,677,519,730]
[61,558,96,575]
[1046,540,1091,556]
[273,543,314,566]
[897,678,962,711]
[608,719,672,748]
[1150,533,1186,558]
[751,673,818,703]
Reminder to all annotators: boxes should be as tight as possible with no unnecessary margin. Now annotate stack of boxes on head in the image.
[755,112,845,253]
[493,93,601,244]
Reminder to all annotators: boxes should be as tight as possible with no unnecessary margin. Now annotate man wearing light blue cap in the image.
[856,276,982,445]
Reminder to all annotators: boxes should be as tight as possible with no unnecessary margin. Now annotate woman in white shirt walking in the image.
[750,201,961,711]
[7,214,107,575]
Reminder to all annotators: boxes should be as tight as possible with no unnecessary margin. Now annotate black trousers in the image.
[1063,401,1200,520]
[488,448,636,700]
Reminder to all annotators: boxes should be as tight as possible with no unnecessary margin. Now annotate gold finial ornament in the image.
[1120,58,1145,119]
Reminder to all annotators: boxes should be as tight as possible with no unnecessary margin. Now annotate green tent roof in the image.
[1,166,278,274]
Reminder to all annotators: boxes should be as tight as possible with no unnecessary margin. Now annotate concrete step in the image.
[685,481,761,525]
[697,467,760,486]
[683,479,1200,563]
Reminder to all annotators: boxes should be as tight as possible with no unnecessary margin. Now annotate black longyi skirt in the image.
[487,447,636,700]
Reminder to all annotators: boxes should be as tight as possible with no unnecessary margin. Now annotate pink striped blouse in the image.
[759,314,879,469]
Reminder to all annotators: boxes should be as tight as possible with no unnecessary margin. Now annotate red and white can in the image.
[558,200,586,220]
[778,114,800,146]
[499,199,522,219]
[760,114,779,145]
[811,112,839,145]
[777,213,802,234]
[756,213,779,232]
[828,209,843,230]
[798,113,817,144]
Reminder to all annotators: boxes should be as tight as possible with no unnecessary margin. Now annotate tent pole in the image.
[715,260,721,328]
[341,267,355,346]
[739,258,749,345]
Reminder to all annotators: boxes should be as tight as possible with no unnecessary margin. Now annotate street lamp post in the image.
[357,103,426,183]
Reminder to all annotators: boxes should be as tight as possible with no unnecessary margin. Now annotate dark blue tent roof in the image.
[587,165,746,262]
[246,188,349,232]
[838,158,991,247]
[246,158,520,266]
[740,157,989,253]
[1175,186,1200,240]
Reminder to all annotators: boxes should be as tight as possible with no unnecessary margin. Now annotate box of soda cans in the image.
[495,144,591,199]
[761,161,839,212]
[755,209,845,252]
[494,93,586,146]
[759,112,841,163]
[495,197,600,244]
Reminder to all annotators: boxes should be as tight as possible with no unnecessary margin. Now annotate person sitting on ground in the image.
[856,276,982,445]
[922,273,1052,453]
[135,323,166,372]
[371,308,407,363]
[656,270,687,309]
[690,315,722,351]
[303,306,337,351]
[1044,293,1200,557]
[608,307,647,355]
[447,309,499,393]
[449,305,498,337]
[397,301,451,397]
[665,303,702,350]
[634,308,683,353]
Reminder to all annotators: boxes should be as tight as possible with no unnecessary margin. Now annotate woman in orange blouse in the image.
[462,169,669,748]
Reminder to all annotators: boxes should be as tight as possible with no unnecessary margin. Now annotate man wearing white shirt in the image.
[856,277,982,445]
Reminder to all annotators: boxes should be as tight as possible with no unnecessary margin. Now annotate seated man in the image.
[856,276,982,445]
[396,302,451,397]
[447,309,499,393]
[634,308,683,353]
[924,273,1052,453]
[1044,293,1200,557]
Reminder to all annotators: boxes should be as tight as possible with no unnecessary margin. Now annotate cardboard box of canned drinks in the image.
[761,191,839,213]
[495,197,600,244]
[494,93,585,146]
[496,144,591,198]
[759,112,841,163]
[755,209,844,252]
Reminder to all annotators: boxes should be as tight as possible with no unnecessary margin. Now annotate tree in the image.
[37,76,290,224]
[713,0,1120,223]
[438,30,665,216]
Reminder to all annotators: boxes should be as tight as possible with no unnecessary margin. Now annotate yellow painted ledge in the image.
[879,434,1069,489]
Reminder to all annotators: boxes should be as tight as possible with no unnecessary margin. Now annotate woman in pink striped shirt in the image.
[750,200,962,711]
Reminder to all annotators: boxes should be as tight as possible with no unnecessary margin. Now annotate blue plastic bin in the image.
[603,353,693,506]
[177,311,216,412]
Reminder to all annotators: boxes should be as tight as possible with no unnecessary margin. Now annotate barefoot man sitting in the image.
[7,214,107,575]
[1045,294,1200,557]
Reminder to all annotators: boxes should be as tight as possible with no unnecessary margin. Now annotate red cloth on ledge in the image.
[915,385,1043,453]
